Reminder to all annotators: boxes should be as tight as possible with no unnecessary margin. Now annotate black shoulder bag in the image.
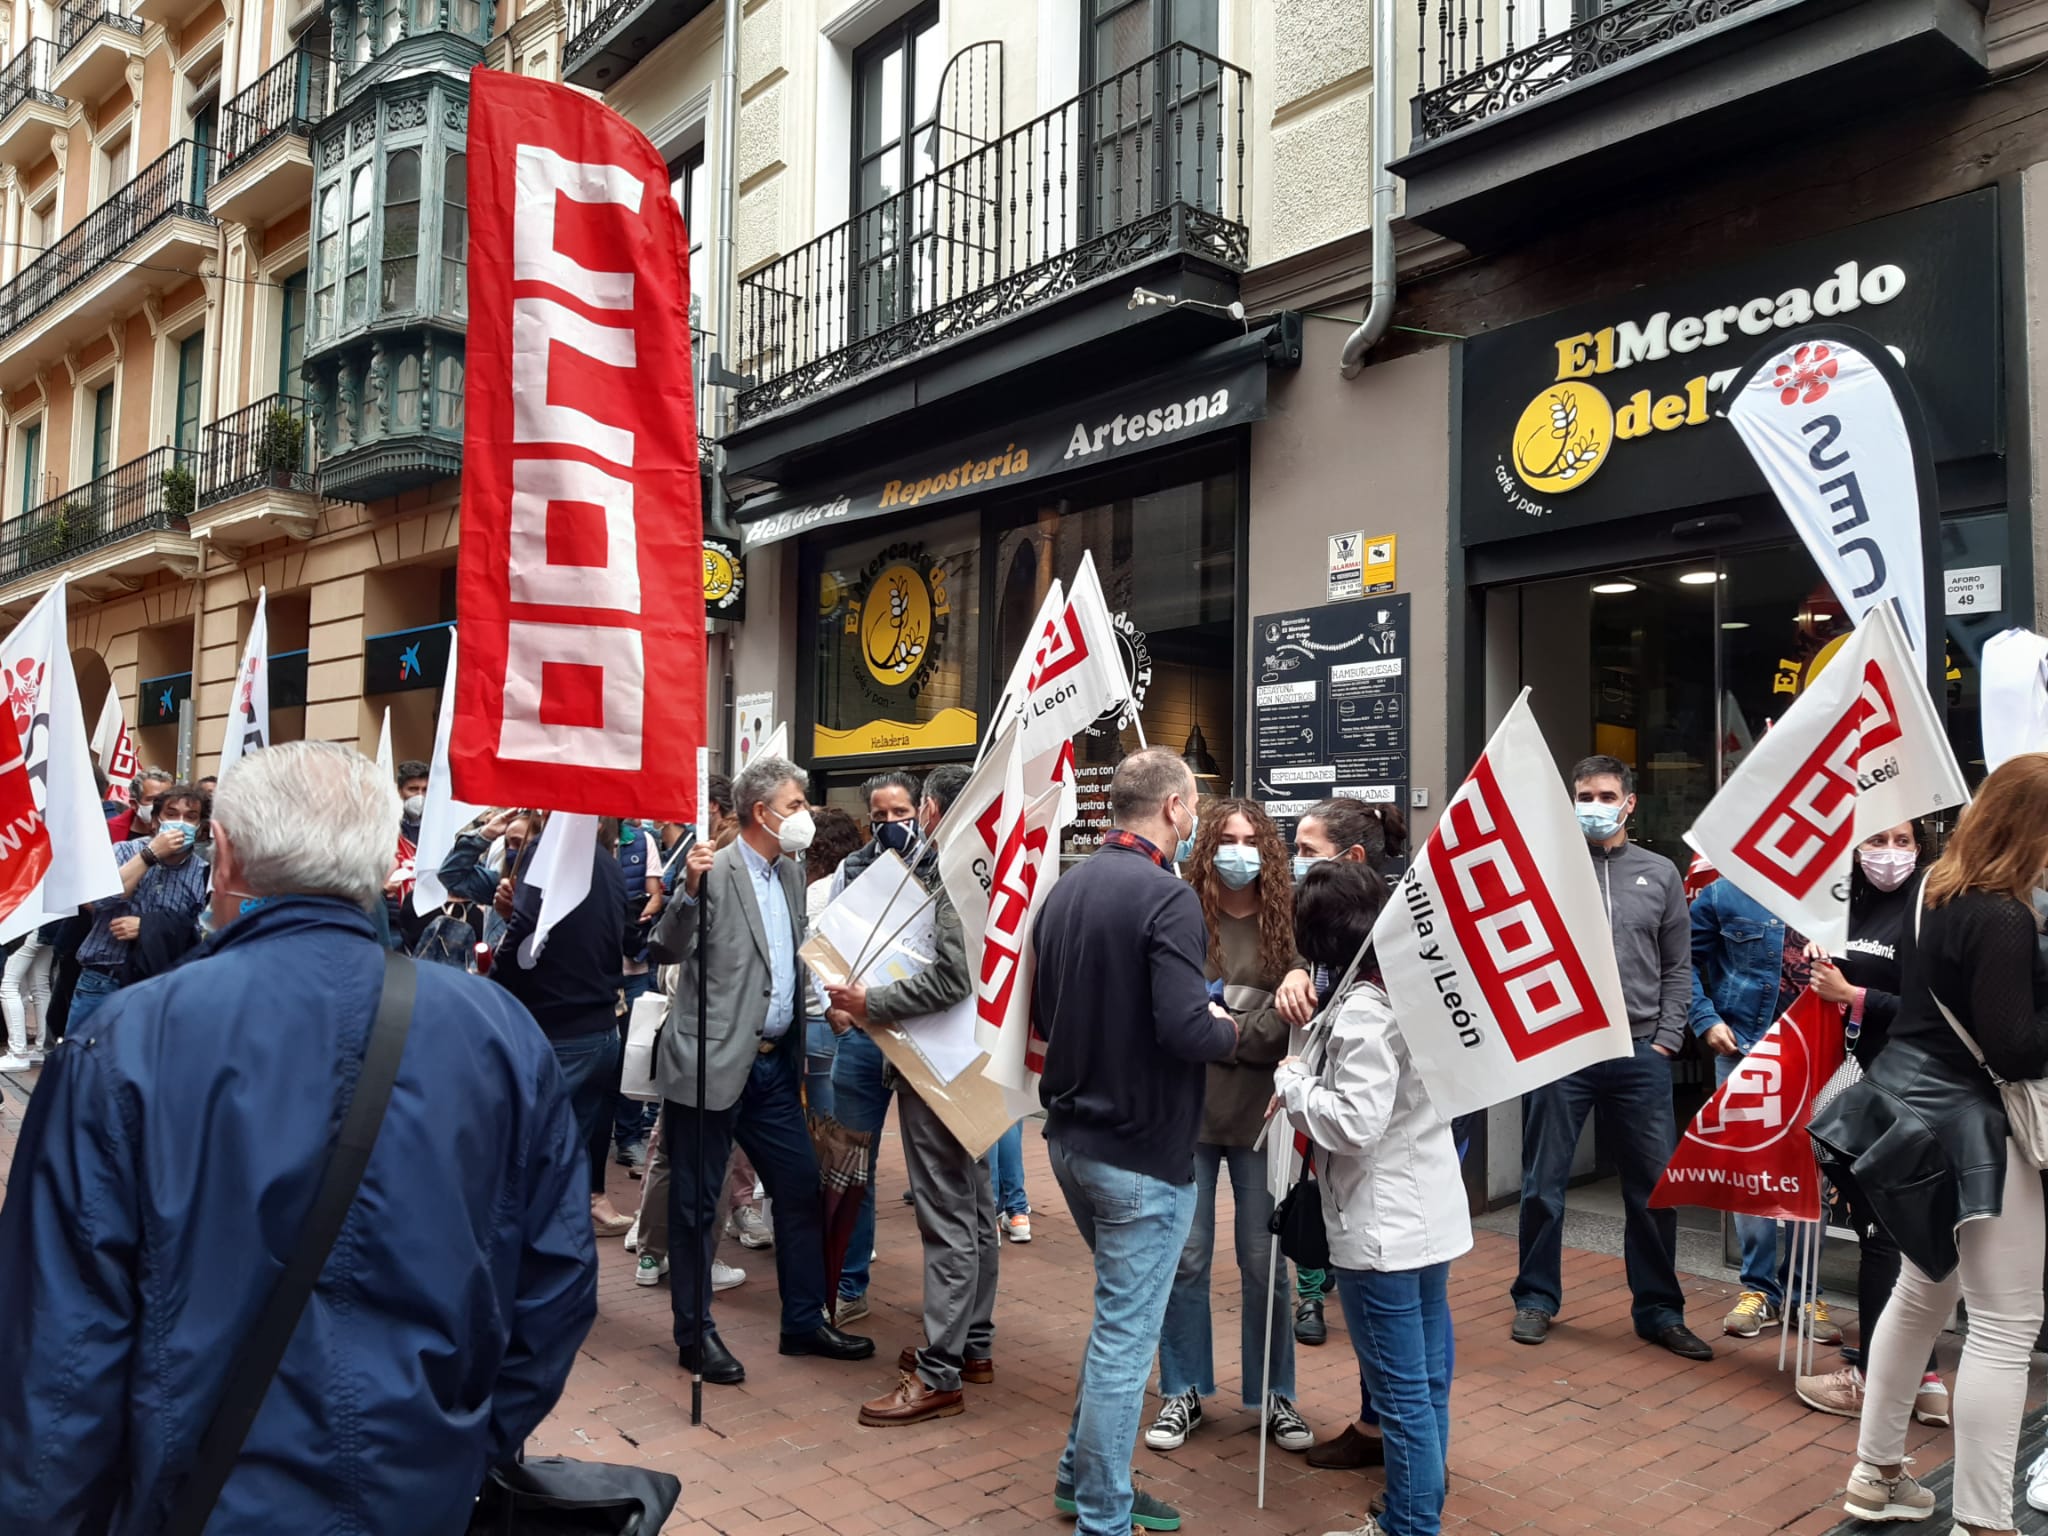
[162,951,419,1536]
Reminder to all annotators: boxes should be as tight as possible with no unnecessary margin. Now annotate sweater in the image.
[495,842,626,1039]
[1200,912,1295,1147]
[1031,837,1238,1183]
[1587,840,1691,1053]
[1890,889,2048,1088]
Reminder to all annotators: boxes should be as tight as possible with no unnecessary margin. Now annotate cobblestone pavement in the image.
[0,1066,2000,1534]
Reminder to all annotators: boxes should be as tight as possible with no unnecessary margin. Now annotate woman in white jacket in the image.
[1274,862,1472,1536]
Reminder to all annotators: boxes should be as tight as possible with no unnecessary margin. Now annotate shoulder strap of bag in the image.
[162,950,419,1536]
[1913,897,2006,1084]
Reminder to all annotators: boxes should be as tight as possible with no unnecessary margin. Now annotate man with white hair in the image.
[0,741,596,1534]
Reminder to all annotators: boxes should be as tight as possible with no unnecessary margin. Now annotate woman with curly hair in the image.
[1145,797,1316,1458]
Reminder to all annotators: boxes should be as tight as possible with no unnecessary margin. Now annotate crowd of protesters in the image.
[3,722,2046,1536]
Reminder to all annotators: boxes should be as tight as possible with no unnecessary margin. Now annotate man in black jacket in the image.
[1031,747,1238,1536]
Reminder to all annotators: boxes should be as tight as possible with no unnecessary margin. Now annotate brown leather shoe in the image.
[858,1371,965,1427]
[1306,1422,1386,1470]
[896,1344,994,1384]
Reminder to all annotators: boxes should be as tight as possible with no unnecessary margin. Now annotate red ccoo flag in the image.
[453,68,704,820]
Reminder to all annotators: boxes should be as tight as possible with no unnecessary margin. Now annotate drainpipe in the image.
[705,0,741,538]
[1339,0,1399,379]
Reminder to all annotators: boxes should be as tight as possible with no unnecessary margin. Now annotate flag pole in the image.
[691,745,710,1428]
[1256,1234,1279,1509]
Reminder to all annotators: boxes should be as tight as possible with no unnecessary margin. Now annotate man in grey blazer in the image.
[649,755,876,1384]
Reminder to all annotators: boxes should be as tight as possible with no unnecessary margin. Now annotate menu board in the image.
[1251,595,1410,845]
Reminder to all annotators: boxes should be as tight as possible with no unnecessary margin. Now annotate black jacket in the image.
[494,843,626,1039]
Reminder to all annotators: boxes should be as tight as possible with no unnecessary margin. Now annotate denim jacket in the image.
[1688,878,1787,1050]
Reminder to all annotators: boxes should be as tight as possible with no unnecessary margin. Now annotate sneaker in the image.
[0,1053,31,1073]
[734,1205,774,1249]
[1913,1373,1951,1428]
[1723,1290,1780,1338]
[1144,1388,1203,1451]
[1805,1299,1845,1345]
[712,1259,746,1292]
[623,1217,640,1253]
[635,1254,669,1287]
[1843,1459,1937,1523]
[1004,1211,1033,1243]
[1796,1365,1864,1418]
[2025,1445,2048,1513]
[1320,1521,1385,1536]
[1267,1394,1315,1453]
[1510,1308,1551,1345]
[615,1139,648,1171]
[834,1292,869,1326]
[1054,1482,1180,1531]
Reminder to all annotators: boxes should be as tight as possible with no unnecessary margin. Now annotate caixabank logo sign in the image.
[1462,188,2001,545]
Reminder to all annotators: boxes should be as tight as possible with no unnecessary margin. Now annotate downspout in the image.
[1339,0,1399,378]
[706,0,741,538]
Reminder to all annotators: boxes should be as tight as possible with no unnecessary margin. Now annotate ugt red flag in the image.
[1651,989,1845,1222]
[454,69,704,820]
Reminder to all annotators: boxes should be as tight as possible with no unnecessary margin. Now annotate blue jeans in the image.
[552,1029,623,1197]
[66,967,121,1030]
[1048,1139,1196,1536]
[1513,1038,1687,1336]
[804,1015,839,1119]
[991,1121,1030,1217]
[832,1026,892,1299]
[1158,1142,1294,1408]
[1336,1264,1452,1536]
[1715,1051,1809,1309]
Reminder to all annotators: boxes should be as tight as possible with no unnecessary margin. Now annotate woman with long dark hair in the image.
[1277,860,1469,1536]
[1146,798,1315,1456]
[1813,759,2048,1533]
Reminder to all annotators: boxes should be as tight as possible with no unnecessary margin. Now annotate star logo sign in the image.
[399,641,421,681]
[158,687,173,715]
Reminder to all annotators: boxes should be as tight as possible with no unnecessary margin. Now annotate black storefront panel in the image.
[1460,188,2001,546]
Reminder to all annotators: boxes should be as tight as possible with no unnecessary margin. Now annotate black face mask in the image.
[873,820,919,855]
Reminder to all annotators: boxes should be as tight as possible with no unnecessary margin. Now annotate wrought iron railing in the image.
[0,140,215,339]
[219,47,328,171]
[0,40,64,122]
[0,446,197,580]
[562,0,627,70]
[200,394,316,507]
[1412,0,1781,143]
[733,42,1249,421]
[57,0,142,59]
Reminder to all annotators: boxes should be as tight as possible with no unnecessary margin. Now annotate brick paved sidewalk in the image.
[0,1069,1996,1535]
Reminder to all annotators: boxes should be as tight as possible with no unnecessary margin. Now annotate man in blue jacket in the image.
[0,740,596,1535]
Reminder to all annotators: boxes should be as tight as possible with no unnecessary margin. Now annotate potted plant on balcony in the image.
[160,461,197,520]
[256,404,305,488]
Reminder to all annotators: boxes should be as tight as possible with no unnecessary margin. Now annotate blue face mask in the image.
[1576,802,1627,843]
[1173,805,1199,866]
[1292,854,1324,884]
[873,819,919,856]
[1213,846,1261,890]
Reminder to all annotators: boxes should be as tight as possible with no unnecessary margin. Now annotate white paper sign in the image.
[1945,564,2002,616]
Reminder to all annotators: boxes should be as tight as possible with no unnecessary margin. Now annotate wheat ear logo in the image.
[1511,381,1614,494]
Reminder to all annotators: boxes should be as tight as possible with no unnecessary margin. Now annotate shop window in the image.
[810,511,981,760]
[382,148,421,313]
[441,151,467,318]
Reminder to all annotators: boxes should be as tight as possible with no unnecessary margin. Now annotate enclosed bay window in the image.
[382,147,420,311]
[441,151,465,317]
[313,185,340,340]
[345,162,371,323]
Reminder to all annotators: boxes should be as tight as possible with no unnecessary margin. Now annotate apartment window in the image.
[99,129,133,200]
[670,145,707,305]
[16,421,41,519]
[381,0,403,49]
[89,383,114,481]
[434,352,461,431]
[279,270,307,396]
[396,352,420,428]
[188,102,217,201]
[441,151,466,318]
[850,4,941,337]
[345,162,372,324]
[1085,0,1220,224]
[173,332,205,454]
[313,185,340,340]
[381,147,420,312]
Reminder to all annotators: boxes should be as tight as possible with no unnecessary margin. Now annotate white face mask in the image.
[770,806,816,855]
[403,794,426,820]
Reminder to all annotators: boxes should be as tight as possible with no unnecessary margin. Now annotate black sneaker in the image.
[1511,1308,1551,1345]
[1648,1323,1714,1361]
[1294,1296,1327,1346]
[1143,1388,1202,1451]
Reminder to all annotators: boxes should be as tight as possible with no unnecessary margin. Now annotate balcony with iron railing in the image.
[53,0,144,103]
[0,139,218,390]
[211,48,329,227]
[0,446,202,595]
[562,0,717,90]
[192,394,326,546]
[733,42,1250,429]
[0,40,66,169]
[1391,0,1990,246]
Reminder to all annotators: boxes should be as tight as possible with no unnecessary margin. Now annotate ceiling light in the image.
[1679,571,1719,586]
[1721,621,1750,631]
[1591,581,1638,595]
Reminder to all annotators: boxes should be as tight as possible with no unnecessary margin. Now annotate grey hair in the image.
[1109,746,1196,827]
[212,740,400,908]
[733,755,806,827]
[131,765,172,798]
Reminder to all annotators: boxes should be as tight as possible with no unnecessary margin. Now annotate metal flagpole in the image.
[1256,1233,1280,1509]
[691,746,711,1427]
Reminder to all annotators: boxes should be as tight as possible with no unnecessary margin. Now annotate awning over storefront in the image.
[734,338,1271,550]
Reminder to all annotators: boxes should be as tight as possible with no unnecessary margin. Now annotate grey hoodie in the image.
[1588,840,1691,1053]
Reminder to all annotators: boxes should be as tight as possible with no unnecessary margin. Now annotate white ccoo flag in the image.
[1980,627,2048,775]
[216,587,271,778]
[1727,334,1930,659]
[1371,691,1632,1120]
[0,584,121,941]
[412,630,481,914]
[375,707,393,779]
[515,810,598,966]
[1687,601,1966,954]
[91,687,138,803]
